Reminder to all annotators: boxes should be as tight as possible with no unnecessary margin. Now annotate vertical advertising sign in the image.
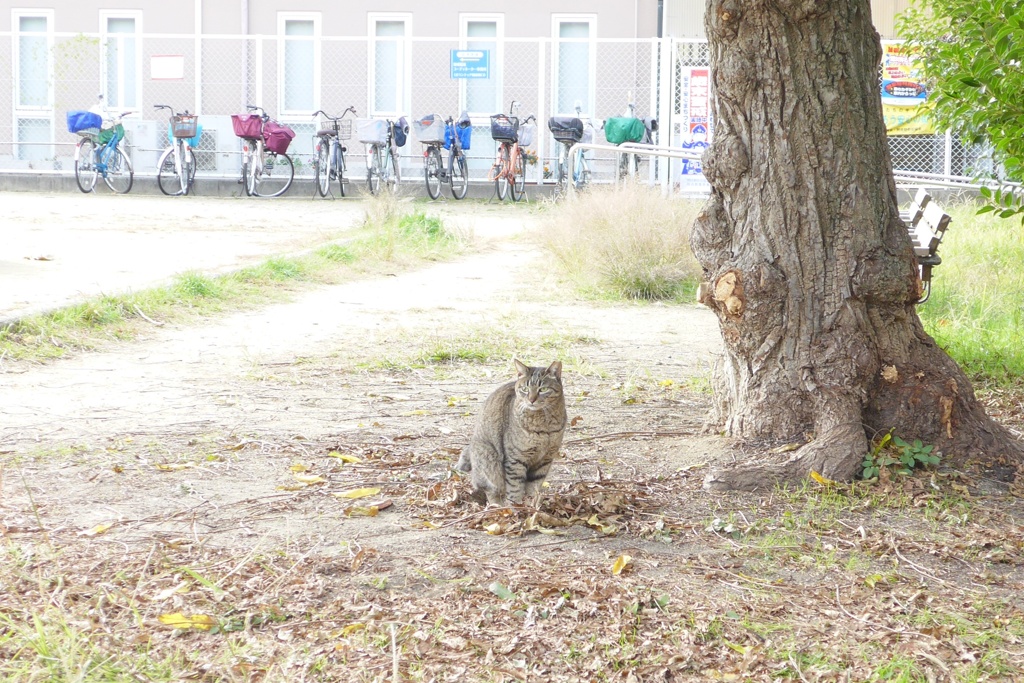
[680,67,711,189]
[881,43,933,135]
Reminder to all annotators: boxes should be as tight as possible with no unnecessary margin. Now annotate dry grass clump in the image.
[540,183,703,300]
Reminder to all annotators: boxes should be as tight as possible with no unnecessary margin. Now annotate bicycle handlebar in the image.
[246,104,268,120]
[154,104,191,117]
[312,106,357,121]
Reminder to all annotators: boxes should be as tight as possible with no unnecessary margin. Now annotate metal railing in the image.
[567,141,702,196]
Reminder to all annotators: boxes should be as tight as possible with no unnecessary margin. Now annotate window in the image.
[14,11,53,163]
[101,12,141,110]
[460,15,503,116]
[553,15,596,115]
[15,12,51,109]
[279,13,320,114]
[369,14,410,116]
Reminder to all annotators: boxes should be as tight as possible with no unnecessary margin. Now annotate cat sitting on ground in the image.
[456,359,567,506]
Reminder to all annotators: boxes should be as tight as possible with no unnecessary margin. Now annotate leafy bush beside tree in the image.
[898,0,1024,216]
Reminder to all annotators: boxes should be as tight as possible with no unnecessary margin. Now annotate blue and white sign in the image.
[450,50,490,80]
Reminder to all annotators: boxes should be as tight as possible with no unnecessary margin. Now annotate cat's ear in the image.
[514,358,529,376]
[546,360,563,380]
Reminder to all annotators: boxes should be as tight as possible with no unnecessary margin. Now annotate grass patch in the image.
[359,323,599,375]
[540,183,702,301]
[918,202,1024,385]
[0,197,465,364]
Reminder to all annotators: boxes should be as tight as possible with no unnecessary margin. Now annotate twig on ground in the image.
[133,304,165,326]
[565,429,696,445]
[834,585,926,638]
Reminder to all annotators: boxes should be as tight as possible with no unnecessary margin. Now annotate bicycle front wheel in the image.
[425,146,442,200]
[253,152,294,197]
[367,146,382,195]
[336,146,347,197]
[245,152,259,196]
[495,145,510,201]
[315,138,331,197]
[510,148,525,202]
[387,146,401,193]
[157,145,188,196]
[574,149,591,190]
[103,147,134,194]
[74,139,98,193]
[183,146,196,195]
[450,149,468,200]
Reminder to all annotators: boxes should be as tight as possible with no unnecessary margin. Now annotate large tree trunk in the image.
[693,0,1023,490]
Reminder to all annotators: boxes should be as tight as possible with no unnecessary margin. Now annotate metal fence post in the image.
[536,38,546,186]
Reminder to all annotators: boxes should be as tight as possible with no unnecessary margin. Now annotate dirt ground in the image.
[2,194,1023,682]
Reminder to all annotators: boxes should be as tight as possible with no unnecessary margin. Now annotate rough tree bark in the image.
[693,0,1023,490]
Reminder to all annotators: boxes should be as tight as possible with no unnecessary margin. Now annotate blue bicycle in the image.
[71,106,134,194]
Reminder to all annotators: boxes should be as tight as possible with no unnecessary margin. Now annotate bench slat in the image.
[901,191,952,303]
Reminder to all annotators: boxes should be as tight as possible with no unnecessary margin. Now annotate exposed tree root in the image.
[704,412,867,492]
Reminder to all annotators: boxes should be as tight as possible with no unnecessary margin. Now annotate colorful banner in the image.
[881,43,934,135]
[681,67,710,177]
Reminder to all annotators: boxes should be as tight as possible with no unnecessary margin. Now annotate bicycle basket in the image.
[548,116,584,143]
[604,117,647,145]
[171,114,199,139]
[489,114,519,142]
[231,113,263,139]
[357,119,388,145]
[167,122,203,147]
[317,118,352,141]
[67,110,102,134]
[517,122,536,148]
[413,114,446,144]
[581,123,595,145]
[263,120,296,154]
[337,119,352,140]
[98,124,125,145]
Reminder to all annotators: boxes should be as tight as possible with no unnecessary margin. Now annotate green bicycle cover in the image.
[604,117,646,145]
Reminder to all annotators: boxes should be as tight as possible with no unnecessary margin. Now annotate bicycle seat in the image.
[317,128,336,137]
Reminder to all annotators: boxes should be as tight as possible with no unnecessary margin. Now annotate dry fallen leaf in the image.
[158,612,216,630]
[328,451,362,464]
[809,470,836,487]
[333,487,381,499]
[293,473,326,485]
[289,463,310,473]
[151,581,189,602]
[78,523,112,537]
[612,554,633,575]
[344,505,379,517]
[156,463,191,471]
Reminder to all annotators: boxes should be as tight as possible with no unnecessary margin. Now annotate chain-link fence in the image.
[1,31,973,191]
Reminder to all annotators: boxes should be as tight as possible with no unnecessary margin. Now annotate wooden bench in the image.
[901,187,952,303]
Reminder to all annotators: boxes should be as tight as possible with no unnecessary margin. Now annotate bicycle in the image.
[360,117,407,195]
[231,105,296,198]
[312,106,356,198]
[154,104,200,196]
[67,101,134,195]
[488,100,536,202]
[548,103,595,196]
[414,112,471,200]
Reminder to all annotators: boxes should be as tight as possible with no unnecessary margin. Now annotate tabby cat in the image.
[456,359,567,506]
